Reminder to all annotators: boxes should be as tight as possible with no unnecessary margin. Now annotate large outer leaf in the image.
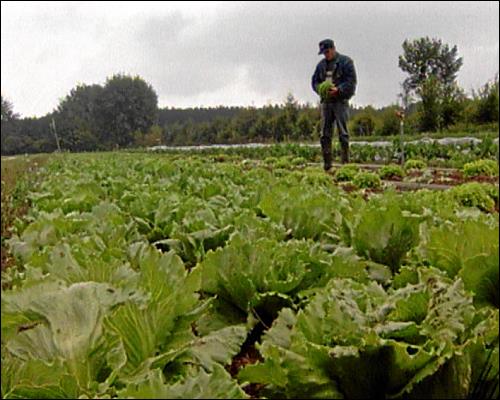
[418,217,499,308]
[240,309,343,399]
[195,297,250,336]
[459,250,499,308]
[118,364,248,399]
[418,217,498,278]
[352,201,421,272]
[184,325,248,371]
[2,281,134,394]
[258,185,346,241]
[1,356,78,399]
[46,242,140,288]
[104,248,206,377]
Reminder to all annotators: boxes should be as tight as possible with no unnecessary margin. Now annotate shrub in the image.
[473,75,499,123]
[376,106,401,136]
[351,108,378,137]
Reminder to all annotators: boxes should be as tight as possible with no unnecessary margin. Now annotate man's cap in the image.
[318,39,335,55]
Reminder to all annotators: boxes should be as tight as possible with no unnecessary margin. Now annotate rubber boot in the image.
[340,142,349,164]
[321,139,333,171]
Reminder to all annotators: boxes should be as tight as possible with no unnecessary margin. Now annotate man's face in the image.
[324,47,336,61]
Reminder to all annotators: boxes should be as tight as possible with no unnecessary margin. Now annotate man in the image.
[311,39,357,170]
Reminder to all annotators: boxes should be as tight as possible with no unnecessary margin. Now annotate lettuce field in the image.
[1,151,499,399]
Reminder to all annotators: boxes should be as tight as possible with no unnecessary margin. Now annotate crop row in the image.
[1,153,498,399]
[147,138,499,168]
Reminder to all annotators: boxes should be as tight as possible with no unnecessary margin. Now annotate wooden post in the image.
[400,117,405,165]
[396,110,405,165]
[51,118,61,152]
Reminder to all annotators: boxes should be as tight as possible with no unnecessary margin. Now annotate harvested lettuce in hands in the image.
[318,81,335,101]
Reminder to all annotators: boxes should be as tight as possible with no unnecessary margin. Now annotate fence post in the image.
[51,118,61,152]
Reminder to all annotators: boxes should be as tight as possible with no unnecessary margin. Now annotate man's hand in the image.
[328,87,339,96]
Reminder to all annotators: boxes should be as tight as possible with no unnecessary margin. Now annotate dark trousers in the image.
[320,101,350,165]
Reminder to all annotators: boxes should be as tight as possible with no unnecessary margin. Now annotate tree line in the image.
[1,37,498,155]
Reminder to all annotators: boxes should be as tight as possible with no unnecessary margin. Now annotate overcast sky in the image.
[1,1,499,118]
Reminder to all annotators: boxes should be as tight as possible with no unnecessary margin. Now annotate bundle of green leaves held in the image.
[318,81,335,101]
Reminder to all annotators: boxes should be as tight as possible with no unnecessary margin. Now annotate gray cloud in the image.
[1,1,498,116]
[126,1,499,108]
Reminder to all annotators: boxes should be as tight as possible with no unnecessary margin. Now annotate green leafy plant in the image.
[263,156,278,165]
[2,151,499,399]
[200,233,338,319]
[272,156,293,169]
[318,81,335,101]
[378,164,405,179]
[258,184,346,241]
[404,158,427,171]
[450,182,496,212]
[350,198,421,272]
[290,156,307,166]
[418,217,499,308]
[334,164,360,182]
[352,171,382,189]
[118,364,248,399]
[239,270,499,399]
[462,159,499,178]
[484,183,500,209]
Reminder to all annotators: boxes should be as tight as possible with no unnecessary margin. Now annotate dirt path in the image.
[383,181,453,191]
[309,161,461,172]
[348,162,458,172]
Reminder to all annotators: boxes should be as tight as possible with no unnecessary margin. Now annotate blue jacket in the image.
[311,53,357,102]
